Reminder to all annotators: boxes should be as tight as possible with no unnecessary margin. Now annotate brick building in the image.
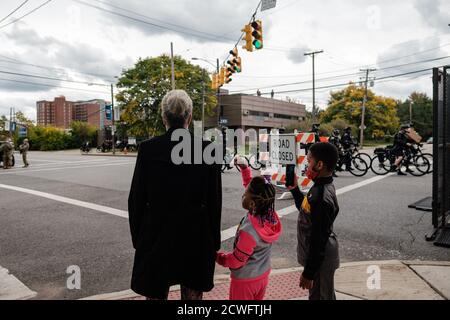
[36,97,111,129]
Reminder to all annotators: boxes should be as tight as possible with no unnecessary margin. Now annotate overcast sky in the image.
[0,0,449,121]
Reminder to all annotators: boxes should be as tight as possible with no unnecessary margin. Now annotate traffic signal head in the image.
[241,24,253,52]
[251,20,263,50]
[211,73,218,90]
[235,57,242,73]
[230,47,238,58]
[219,67,226,87]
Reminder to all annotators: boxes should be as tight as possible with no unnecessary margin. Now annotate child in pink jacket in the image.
[216,161,282,300]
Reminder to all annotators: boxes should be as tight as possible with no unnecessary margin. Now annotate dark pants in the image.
[146,286,203,300]
[309,235,339,300]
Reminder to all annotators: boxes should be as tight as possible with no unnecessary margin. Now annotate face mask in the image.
[306,164,320,180]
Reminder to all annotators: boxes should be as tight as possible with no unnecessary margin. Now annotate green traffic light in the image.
[253,40,262,49]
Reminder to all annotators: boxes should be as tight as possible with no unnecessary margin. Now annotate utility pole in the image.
[409,101,413,125]
[304,50,324,122]
[170,42,175,90]
[360,68,376,148]
[111,83,116,155]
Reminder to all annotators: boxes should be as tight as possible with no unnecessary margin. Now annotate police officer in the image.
[20,138,30,168]
[392,124,411,175]
[340,127,354,150]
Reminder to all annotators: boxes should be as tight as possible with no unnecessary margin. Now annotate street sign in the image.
[4,121,10,132]
[105,105,112,121]
[269,134,296,165]
[18,126,27,138]
[261,0,277,11]
[359,125,367,130]
[128,137,136,145]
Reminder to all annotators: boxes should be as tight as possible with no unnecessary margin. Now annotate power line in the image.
[247,66,440,96]
[88,0,238,43]
[231,54,450,93]
[73,0,234,44]
[0,77,109,94]
[0,0,30,25]
[0,0,53,30]
[0,53,117,80]
[0,70,109,87]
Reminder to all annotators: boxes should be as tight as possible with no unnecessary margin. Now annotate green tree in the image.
[321,84,400,139]
[398,92,432,139]
[69,121,98,148]
[116,55,217,138]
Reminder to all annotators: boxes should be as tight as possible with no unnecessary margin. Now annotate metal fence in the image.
[432,67,450,231]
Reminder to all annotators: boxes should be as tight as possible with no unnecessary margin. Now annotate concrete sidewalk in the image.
[81,260,450,300]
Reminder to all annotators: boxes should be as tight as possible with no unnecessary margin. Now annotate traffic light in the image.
[228,47,241,73]
[251,20,263,50]
[211,73,218,90]
[235,57,242,73]
[225,66,233,84]
[219,67,226,86]
[241,24,253,52]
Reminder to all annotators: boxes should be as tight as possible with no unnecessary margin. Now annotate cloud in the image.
[413,0,450,33]
[0,22,132,91]
[375,36,449,74]
[84,0,261,43]
[286,45,310,64]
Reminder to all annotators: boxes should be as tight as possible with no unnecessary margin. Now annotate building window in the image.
[248,110,270,118]
[274,113,299,120]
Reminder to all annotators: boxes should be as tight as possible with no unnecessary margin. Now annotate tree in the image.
[321,84,400,139]
[14,111,34,127]
[116,55,217,138]
[398,92,432,139]
[69,121,98,148]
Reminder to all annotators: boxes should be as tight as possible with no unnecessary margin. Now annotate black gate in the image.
[432,67,450,247]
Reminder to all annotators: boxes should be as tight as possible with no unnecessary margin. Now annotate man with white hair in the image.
[128,90,222,300]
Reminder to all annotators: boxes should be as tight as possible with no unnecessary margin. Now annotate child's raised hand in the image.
[234,156,249,170]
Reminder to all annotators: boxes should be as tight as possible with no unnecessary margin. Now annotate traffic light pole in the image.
[304,50,323,122]
[217,58,222,126]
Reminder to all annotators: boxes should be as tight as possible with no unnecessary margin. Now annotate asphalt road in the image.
[0,146,448,300]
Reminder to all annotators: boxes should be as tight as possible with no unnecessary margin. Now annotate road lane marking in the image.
[220,174,395,241]
[0,184,128,219]
[12,159,120,169]
[0,173,394,243]
[0,161,135,175]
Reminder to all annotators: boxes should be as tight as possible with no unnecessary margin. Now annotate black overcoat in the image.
[128,127,222,298]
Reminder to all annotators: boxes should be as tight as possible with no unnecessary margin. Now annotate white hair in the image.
[161,90,193,128]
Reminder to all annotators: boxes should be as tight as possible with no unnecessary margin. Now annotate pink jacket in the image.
[216,167,282,281]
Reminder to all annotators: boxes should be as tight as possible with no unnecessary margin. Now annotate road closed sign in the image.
[269,134,296,165]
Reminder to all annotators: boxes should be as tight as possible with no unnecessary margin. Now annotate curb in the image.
[79,260,449,300]
[81,153,137,158]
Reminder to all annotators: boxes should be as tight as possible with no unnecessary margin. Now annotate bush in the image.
[28,126,71,151]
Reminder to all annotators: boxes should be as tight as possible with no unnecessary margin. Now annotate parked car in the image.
[427,137,433,144]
